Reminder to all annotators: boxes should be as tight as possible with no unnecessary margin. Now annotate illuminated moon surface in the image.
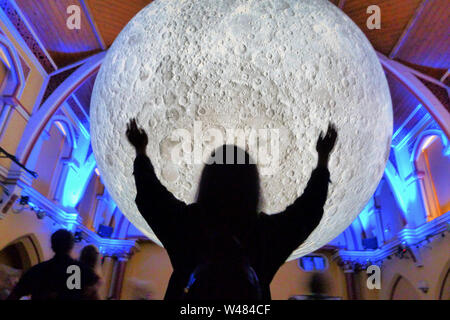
[91,0,392,260]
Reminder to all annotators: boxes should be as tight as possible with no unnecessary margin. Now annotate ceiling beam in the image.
[16,52,106,164]
[378,52,450,138]
[9,0,58,71]
[389,0,429,59]
[79,0,107,51]
[440,70,449,84]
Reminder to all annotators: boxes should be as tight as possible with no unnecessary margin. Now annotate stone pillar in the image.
[340,261,359,300]
[344,270,357,300]
[92,193,108,231]
[374,207,385,246]
[0,103,13,140]
[52,159,70,202]
[100,255,115,300]
[25,128,50,174]
[415,169,439,221]
[110,256,128,300]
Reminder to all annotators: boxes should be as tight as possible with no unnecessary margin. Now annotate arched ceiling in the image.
[3,0,449,135]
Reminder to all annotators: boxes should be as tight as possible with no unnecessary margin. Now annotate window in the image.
[298,254,328,272]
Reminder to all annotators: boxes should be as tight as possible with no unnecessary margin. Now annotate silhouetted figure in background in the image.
[307,273,329,300]
[79,245,100,271]
[127,118,337,300]
[7,229,99,300]
[79,244,102,299]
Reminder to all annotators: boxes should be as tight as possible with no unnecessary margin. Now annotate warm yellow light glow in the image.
[0,48,11,69]
[421,136,437,152]
[54,121,67,136]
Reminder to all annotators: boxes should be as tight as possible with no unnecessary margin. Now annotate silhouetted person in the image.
[79,244,102,299]
[307,272,329,300]
[127,118,337,300]
[79,245,100,271]
[7,229,99,300]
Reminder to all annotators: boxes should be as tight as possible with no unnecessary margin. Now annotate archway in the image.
[437,260,450,300]
[0,234,43,269]
[390,275,420,300]
[0,234,42,299]
[414,134,450,221]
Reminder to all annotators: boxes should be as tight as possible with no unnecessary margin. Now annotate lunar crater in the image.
[91,0,392,260]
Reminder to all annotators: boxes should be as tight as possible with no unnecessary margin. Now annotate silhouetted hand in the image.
[126,118,148,155]
[316,123,337,167]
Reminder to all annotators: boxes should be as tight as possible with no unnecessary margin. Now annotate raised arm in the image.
[127,118,186,248]
[261,124,338,268]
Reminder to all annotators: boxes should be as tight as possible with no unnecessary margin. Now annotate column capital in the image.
[6,164,35,187]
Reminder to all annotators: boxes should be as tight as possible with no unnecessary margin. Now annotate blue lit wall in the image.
[330,104,449,250]
[43,101,448,250]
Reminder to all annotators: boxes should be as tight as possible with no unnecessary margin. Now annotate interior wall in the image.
[0,60,7,89]
[122,244,348,300]
[0,17,45,114]
[376,181,406,241]
[424,138,450,214]
[270,251,347,299]
[0,18,45,171]
[0,206,56,264]
[77,172,99,229]
[121,241,173,300]
[0,109,28,170]
[391,276,421,300]
[356,234,450,300]
[31,124,66,197]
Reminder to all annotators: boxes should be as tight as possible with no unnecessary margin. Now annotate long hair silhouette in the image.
[195,145,260,236]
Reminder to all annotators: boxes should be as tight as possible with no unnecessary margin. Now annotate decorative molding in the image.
[417,77,450,112]
[395,111,431,151]
[77,223,138,258]
[378,52,450,138]
[333,211,450,268]
[17,53,29,80]
[409,128,449,163]
[39,66,81,108]
[15,51,106,164]
[0,164,8,179]
[14,178,81,228]
[391,103,424,148]
[0,0,55,73]
[67,96,90,138]
[0,33,25,98]
[4,172,138,258]
[6,167,34,186]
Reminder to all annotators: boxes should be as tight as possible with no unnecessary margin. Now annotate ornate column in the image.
[414,169,439,222]
[98,240,138,299]
[110,256,128,300]
[92,193,109,231]
[0,103,13,140]
[24,129,50,173]
[51,158,79,205]
[335,258,360,300]
[343,265,358,300]
[374,207,385,246]
[101,255,115,300]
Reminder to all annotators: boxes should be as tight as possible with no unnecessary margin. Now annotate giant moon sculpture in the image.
[90,0,393,260]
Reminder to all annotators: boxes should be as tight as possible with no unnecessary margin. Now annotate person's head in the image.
[196,145,260,233]
[79,245,100,270]
[51,229,74,255]
[309,273,328,295]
